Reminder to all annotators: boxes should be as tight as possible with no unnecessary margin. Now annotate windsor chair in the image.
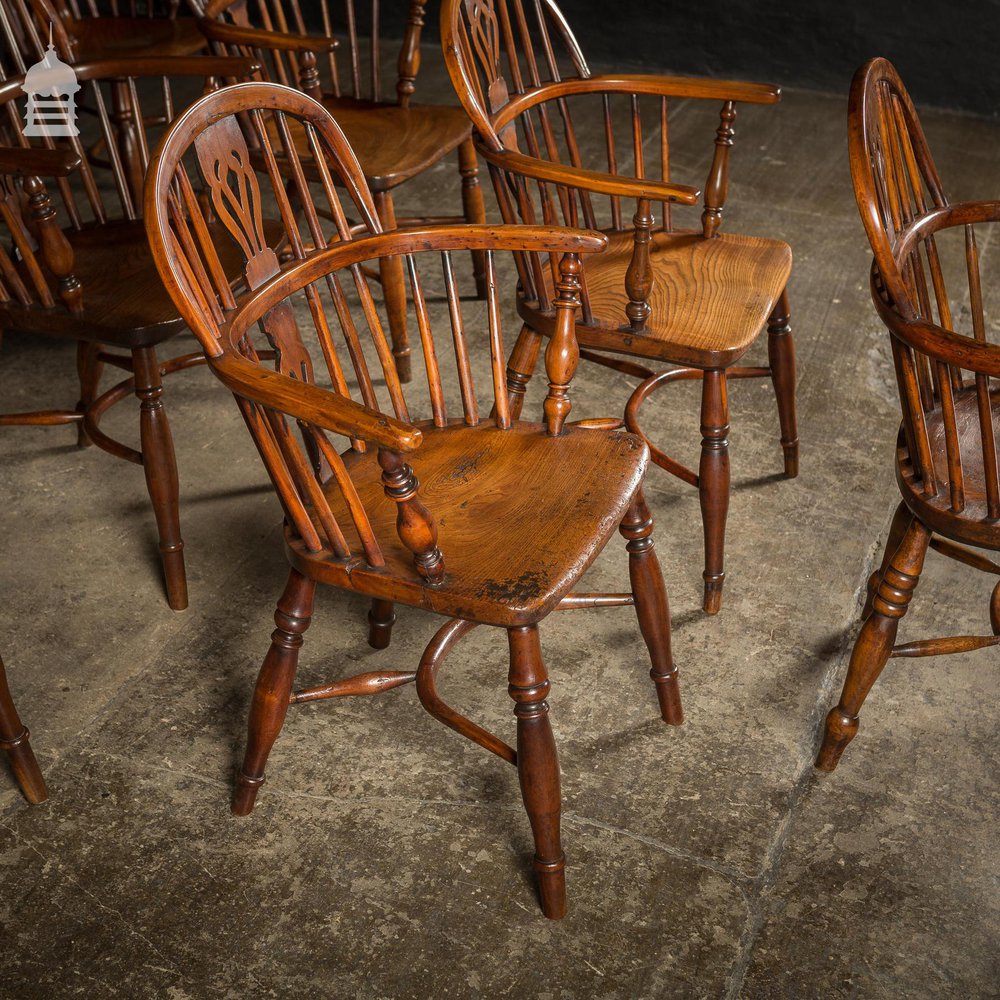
[441,0,798,614]
[195,0,489,384]
[0,52,257,610]
[8,0,205,63]
[817,58,1000,771]
[0,653,47,804]
[146,81,683,919]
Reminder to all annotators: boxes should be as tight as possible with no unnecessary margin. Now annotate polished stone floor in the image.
[0,53,997,1000]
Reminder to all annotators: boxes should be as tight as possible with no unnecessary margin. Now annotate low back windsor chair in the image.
[0,652,47,804]
[441,0,799,614]
[145,80,683,918]
[817,58,1000,771]
[0,47,257,609]
[195,0,490,385]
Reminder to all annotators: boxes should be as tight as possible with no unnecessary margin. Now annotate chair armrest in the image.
[197,18,339,54]
[479,146,700,205]
[211,352,423,453]
[72,55,260,83]
[0,147,81,178]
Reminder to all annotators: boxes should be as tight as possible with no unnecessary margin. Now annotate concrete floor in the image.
[1,57,998,1000]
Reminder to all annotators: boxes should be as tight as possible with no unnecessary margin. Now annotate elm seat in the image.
[287,421,649,627]
[67,16,206,60]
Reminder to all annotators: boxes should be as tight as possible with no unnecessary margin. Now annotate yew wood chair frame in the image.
[441,0,799,614]
[195,0,490,385]
[817,58,1000,771]
[0,652,47,804]
[145,80,683,919]
[0,53,256,610]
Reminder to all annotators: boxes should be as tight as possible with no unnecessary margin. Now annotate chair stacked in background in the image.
[440,0,799,614]
[817,58,1000,770]
[194,0,489,384]
[0,21,256,609]
[145,81,683,918]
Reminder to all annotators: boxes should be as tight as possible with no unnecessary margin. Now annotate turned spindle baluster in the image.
[702,101,736,238]
[378,449,445,584]
[624,199,654,331]
[24,175,81,313]
[544,253,582,435]
[395,0,426,108]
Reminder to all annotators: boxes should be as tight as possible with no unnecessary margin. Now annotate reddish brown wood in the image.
[0,654,47,805]
[699,370,730,615]
[233,567,316,816]
[147,82,682,917]
[441,0,797,613]
[508,624,565,919]
[0,43,256,609]
[819,58,1000,770]
[619,490,682,723]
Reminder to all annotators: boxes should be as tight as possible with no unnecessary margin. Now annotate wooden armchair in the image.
[0,53,257,610]
[194,0,489,384]
[817,59,1000,770]
[441,0,799,614]
[0,653,47,804]
[145,81,683,918]
[5,0,205,63]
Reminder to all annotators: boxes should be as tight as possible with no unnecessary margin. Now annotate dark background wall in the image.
[363,0,1000,117]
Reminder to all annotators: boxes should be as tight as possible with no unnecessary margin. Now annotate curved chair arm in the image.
[210,353,423,453]
[479,146,700,205]
[0,147,81,178]
[196,18,339,55]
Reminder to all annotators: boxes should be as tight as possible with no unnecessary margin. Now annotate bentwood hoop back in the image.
[145,81,683,918]
[440,0,799,614]
[818,58,1000,770]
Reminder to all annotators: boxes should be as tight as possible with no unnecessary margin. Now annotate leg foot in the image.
[699,369,730,614]
[367,598,396,649]
[767,288,799,478]
[134,347,187,611]
[458,138,488,299]
[373,190,411,383]
[0,655,47,804]
[619,489,682,724]
[233,569,315,815]
[816,517,929,771]
[508,625,565,919]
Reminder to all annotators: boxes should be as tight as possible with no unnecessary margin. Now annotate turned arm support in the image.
[396,0,428,108]
[544,253,584,434]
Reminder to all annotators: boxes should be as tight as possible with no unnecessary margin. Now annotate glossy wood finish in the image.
[441,0,799,613]
[817,58,1000,771]
[0,50,257,609]
[198,0,489,383]
[0,653,47,804]
[146,82,684,917]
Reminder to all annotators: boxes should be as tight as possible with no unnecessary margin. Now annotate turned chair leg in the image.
[75,340,103,449]
[233,568,316,816]
[699,369,730,615]
[373,189,411,383]
[508,624,565,919]
[0,655,47,804]
[862,501,913,620]
[367,598,396,649]
[505,324,543,421]
[133,346,187,612]
[619,489,683,724]
[458,138,488,300]
[767,288,799,478]
[816,516,930,772]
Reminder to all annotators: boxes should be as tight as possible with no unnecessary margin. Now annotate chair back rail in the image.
[851,57,1000,520]
[200,0,429,107]
[145,82,605,583]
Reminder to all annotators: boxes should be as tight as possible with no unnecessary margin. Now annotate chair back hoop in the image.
[849,57,1000,519]
[201,0,432,107]
[145,80,602,582]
